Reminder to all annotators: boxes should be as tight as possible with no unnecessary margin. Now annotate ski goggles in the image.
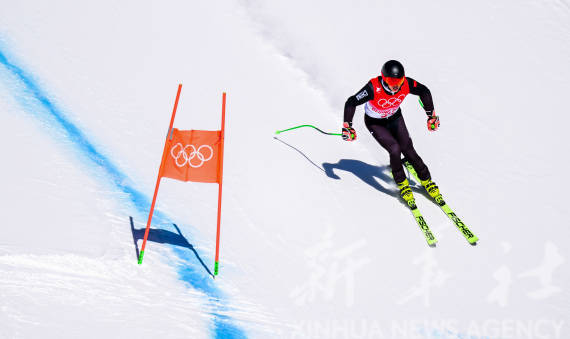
[383,76,405,88]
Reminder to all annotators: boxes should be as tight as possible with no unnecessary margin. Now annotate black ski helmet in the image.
[381,60,405,79]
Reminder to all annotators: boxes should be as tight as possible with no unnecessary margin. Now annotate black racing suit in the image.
[344,77,434,184]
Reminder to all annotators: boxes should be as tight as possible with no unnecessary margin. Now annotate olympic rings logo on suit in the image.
[377,94,406,109]
[170,143,214,168]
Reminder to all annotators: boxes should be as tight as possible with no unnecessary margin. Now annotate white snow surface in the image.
[1,0,569,338]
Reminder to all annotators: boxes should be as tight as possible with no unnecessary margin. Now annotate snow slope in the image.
[1,0,569,338]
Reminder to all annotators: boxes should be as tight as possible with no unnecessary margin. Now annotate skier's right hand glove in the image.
[342,122,357,141]
[427,114,440,132]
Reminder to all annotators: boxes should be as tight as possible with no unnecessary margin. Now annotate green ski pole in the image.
[275,124,342,136]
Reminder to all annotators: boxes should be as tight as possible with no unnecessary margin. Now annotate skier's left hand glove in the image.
[342,122,357,141]
[427,114,440,132]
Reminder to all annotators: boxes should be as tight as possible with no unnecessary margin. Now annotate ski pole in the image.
[275,124,342,136]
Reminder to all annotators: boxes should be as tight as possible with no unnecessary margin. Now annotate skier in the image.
[341,60,441,204]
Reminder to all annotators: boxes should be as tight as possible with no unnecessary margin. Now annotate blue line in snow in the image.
[0,45,246,339]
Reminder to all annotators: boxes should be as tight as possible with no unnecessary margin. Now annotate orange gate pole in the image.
[214,92,226,276]
[138,84,183,264]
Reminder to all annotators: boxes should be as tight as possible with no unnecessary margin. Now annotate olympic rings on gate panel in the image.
[170,143,214,168]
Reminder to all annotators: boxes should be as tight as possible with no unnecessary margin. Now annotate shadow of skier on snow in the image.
[129,217,214,278]
[322,159,399,198]
[272,137,404,201]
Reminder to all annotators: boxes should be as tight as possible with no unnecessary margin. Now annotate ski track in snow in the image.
[0,44,250,339]
[238,0,338,111]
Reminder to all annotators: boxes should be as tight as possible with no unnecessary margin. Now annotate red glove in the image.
[427,115,440,131]
[342,122,357,141]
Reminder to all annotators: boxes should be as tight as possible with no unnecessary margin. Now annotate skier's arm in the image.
[407,77,435,116]
[344,82,374,124]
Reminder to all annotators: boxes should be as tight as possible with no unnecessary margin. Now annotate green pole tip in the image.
[275,130,281,134]
[138,250,145,265]
[214,261,219,276]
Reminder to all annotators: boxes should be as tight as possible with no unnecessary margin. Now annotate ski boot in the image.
[397,179,416,208]
[421,178,445,205]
